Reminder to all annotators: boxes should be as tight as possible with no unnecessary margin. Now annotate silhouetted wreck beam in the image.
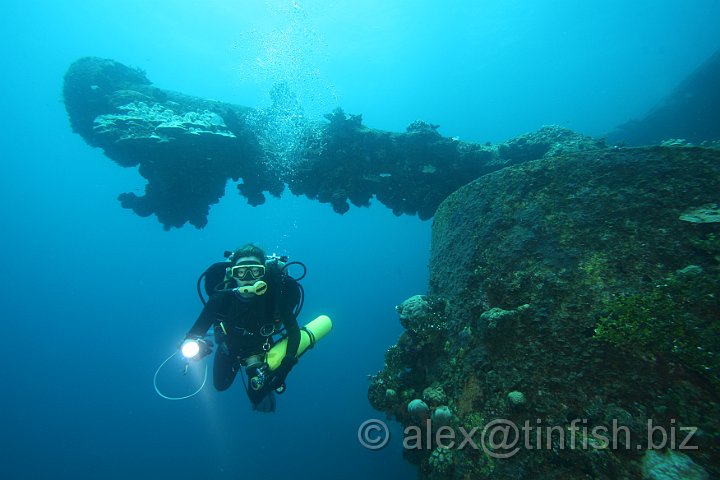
[63,57,602,229]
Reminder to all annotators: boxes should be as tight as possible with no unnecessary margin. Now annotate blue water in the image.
[1,1,718,479]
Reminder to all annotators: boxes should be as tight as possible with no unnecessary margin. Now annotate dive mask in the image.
[229,264,266,280]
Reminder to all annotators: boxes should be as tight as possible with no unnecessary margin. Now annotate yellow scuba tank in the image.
[266,315,333,370]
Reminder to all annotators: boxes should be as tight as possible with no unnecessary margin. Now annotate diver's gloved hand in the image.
[268,356,297,390]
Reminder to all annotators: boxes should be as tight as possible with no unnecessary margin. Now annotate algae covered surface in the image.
[369,145,720,479]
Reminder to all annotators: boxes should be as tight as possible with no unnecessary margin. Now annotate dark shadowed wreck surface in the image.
[606,48,720,147]
[370,146,720,479]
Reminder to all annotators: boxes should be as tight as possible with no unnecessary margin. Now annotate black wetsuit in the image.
[186,272,301,405]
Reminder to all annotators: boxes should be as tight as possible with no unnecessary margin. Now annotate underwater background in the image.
[1,1,719,479]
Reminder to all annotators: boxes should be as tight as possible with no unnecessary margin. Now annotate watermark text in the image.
[357,417,698,458]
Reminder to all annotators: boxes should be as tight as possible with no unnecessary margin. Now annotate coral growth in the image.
[65,58,603,228]
[370,145,720,479]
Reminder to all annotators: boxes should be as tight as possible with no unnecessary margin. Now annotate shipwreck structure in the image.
[370,146,720,479]
[63,49,720,229]
[63,57,604,229]
[607,48,720,146]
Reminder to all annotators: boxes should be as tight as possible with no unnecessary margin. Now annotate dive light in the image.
[181,338,211,359]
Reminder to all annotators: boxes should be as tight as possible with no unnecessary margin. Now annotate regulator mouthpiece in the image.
[234,280,268,296]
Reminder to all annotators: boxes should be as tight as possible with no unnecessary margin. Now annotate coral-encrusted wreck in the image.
[63,57,604,229]
[369,146,720,479]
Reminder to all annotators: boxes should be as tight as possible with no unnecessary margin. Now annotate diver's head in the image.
[228,244,267,297]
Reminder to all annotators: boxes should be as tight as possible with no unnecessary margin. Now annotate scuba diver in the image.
[180,243,303,412]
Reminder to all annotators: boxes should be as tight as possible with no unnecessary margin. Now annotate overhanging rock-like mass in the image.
[369,146,720,479]
[63,57,604,229]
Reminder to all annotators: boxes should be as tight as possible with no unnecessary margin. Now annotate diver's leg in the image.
[213,344,238,391]
[252,391,276,412]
